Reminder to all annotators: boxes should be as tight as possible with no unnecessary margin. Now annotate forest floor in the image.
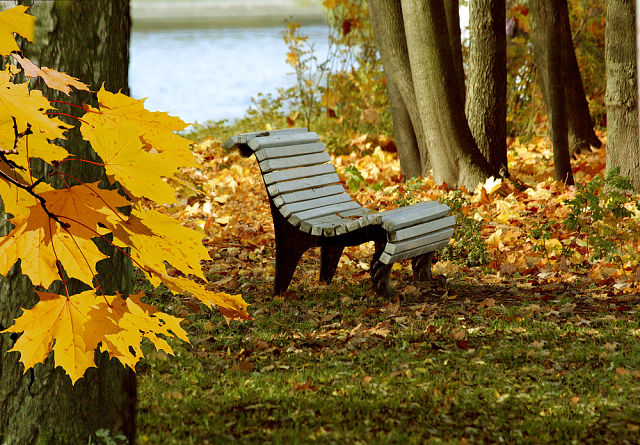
[135,129,640,444]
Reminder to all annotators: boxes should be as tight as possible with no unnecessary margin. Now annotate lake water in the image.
[129,25,329,125]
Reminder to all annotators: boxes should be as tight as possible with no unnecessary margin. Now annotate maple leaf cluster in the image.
[0,6,249,383]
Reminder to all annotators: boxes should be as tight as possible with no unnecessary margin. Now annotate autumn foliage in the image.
[0,6,248,383]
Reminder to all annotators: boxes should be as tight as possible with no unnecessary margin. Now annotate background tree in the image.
[466,0,507,171]
[529,0,602,157]
[0,1,136,444]
[606,0,639,191]
[369,0,501,189]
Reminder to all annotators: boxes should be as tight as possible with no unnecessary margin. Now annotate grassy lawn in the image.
[135,264,640,444]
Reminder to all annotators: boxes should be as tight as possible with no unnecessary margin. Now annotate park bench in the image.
[223,128,455,297]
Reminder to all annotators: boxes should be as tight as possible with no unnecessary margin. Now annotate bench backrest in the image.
[225,129,375,236]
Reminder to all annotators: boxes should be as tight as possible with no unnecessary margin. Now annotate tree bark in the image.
[545,0,574,184]
[606,0,639,191]
[369,0,430,178]
[386,76,422,178]
[466,0,507,172]
[0,1,137,444]
[444,0,465,104]
[400,0,498,188]
[529,0,601,155]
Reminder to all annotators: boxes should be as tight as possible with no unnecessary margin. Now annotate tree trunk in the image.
[466,0,507,172]
[545,0,574,184]
[606,0,639,191]
[400,0,498,188]
[529,0,601,155]
[369,0,431,177]
[0,1,137,444]
[444,0,465,104]
[386,76,422,179]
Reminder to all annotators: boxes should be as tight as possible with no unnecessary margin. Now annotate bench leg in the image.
[370,238,392,297]
[319,244,344,284]
[271,201,316,296]
[411,252,446,287]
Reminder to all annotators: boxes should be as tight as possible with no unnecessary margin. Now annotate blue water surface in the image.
[129,25,329,124]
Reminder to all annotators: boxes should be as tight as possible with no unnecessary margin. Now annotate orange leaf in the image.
[0,203,107,287]
[12,53,90,95]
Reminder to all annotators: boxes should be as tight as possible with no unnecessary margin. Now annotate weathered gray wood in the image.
[381,204,450,231]
[255,142,326,162]
[223,128,308,150]
[300,208,371,235]
[272,184,347,207]
[389,216,455,242]
[249,132,320,150]
[280,193,353,218]
[263,163,337,186]
[379,238,451,264]
[259,152,331,173]
[384,228,455,255]
[289,201,362,226]
[267,173,341,197]
[366,201,438,226]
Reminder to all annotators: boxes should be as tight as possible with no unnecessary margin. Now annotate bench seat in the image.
[224,128,455,296]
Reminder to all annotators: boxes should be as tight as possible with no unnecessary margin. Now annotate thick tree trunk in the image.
[530,0,601,155]
[466,0,507,172]
[444,0,465,104]
[369,0,430,177]
[606,0,639,191]
[0,1,137,444]
[400,0,498,188]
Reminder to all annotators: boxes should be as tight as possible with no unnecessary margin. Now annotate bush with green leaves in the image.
[562,167,640,265]
[439,191,489,267]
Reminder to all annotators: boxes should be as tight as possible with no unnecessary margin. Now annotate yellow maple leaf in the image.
[81,121,179,203]
[0,68,68,137]
[41,182,130,239]
[0,6,34,55]
[82,86,196,167]
[109,207,209,281]
[0,113,69,170]
[159,275,251,321]
[1,290,104,383]
[12,53,90,95]
[0,204,106,287]
[99,292,188,369]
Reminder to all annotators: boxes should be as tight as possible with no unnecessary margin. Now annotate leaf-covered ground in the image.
[136,131,640,444]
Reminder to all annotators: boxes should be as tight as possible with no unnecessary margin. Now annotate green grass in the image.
[135,273,640,444]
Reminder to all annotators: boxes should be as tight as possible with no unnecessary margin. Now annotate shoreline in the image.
[131,0,326,29]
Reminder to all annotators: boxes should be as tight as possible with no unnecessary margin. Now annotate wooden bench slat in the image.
[259,152,331,173]
[267,173,341,197]
[388,216,455,242]
[366,201,438,226]
[280,193,353,218]
[222,128,308,150]
[299,208,371,236]
[272,184,347,207]
[381,203,450,231]
[263,163,336,186]
[384,227,454,255]
[255,142,326,162]
[379,239,451,264]
[249,132,320,150]
[290,201,362,226]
